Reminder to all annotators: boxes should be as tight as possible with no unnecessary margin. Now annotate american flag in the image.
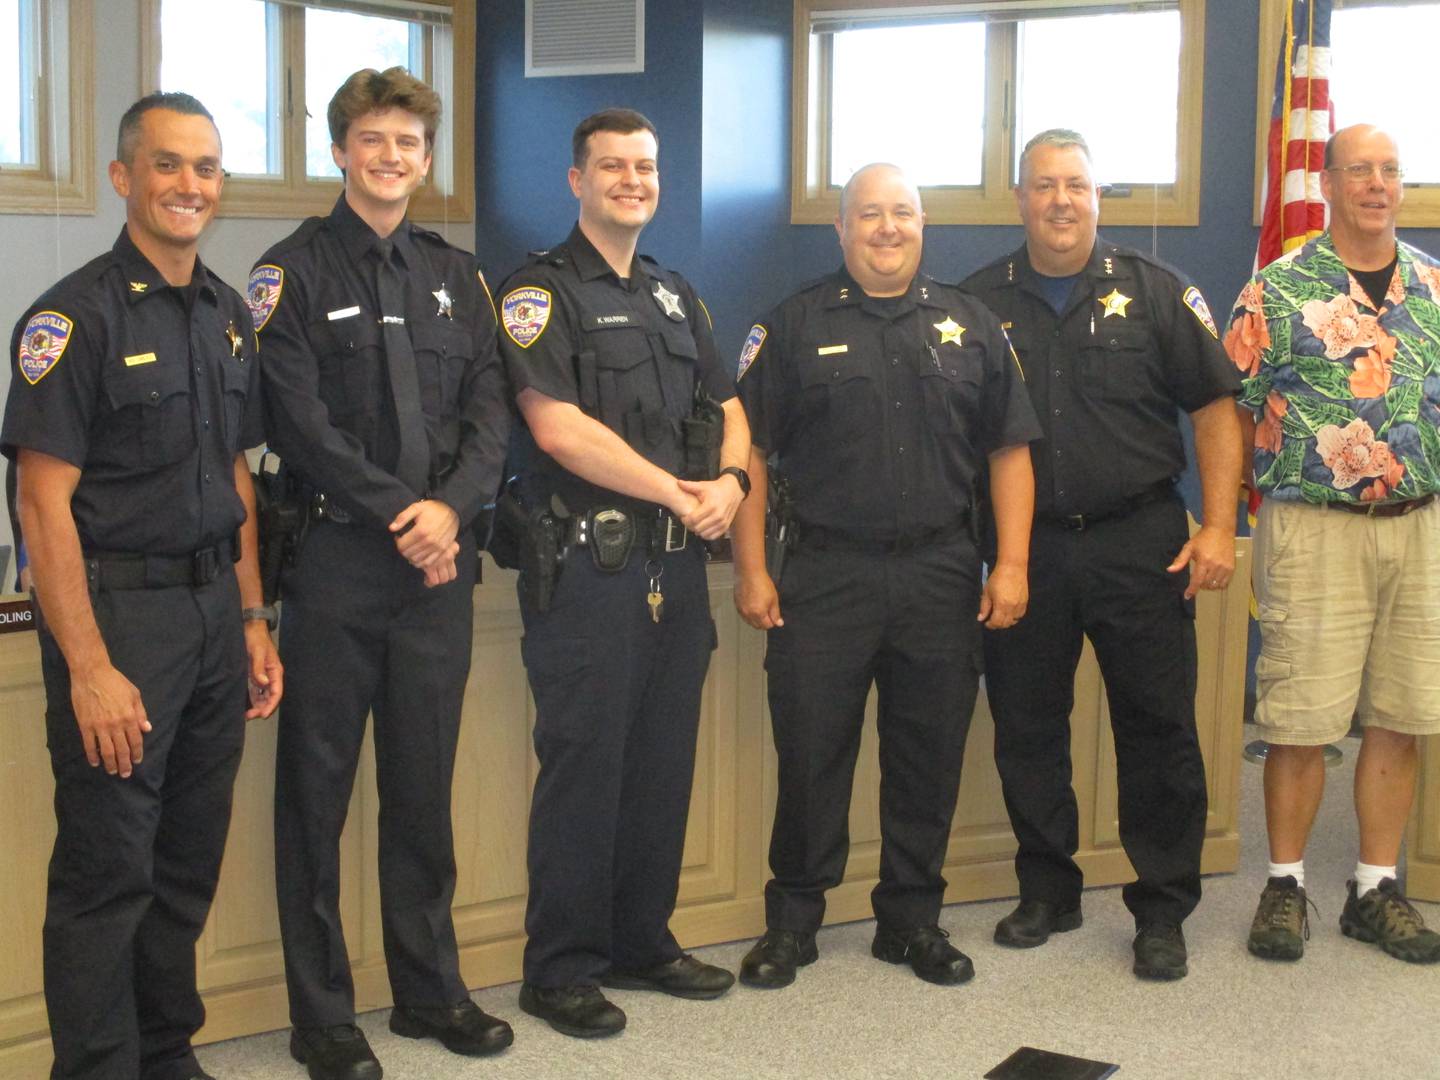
[1256,0,1334,270]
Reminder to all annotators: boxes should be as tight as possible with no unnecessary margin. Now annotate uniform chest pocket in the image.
[799,350,875,429]
[412,320,473,418]
[1082,325,1151,402]
[920,354,984,434]
[583,324,658,433]
[104,360,194,468]
[219,349,253,450]
[309,315,385,425]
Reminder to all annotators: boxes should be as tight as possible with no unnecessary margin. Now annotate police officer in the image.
[252,69,511,1078]
[2,92,281,1080]
[961,129,1242,980]
[731,163,1040,990]
[495,108,749,1038]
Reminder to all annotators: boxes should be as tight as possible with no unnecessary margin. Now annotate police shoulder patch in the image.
[1183,285,1218,339]
[18,311,74,385]
[248,265,284,332]
[502,286,552,349]
[737,324,767,380]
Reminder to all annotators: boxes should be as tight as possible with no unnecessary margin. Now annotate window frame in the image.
[1251,0,1440,228]
[0,0,95,215]
[790,0,1206,227]
[140,0,474,223]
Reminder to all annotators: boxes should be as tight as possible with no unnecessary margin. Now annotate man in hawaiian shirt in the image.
[1227,125,1440,966]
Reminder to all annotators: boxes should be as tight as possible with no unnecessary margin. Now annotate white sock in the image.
[1354,862,1395,896]
[1268,860,1305,888]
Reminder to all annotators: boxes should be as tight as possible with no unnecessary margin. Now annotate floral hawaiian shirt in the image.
[1225,231,1440,504]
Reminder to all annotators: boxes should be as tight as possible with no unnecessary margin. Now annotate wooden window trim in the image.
[790,0,1205,227]
[140,0,473,224]
[0,0,96,216]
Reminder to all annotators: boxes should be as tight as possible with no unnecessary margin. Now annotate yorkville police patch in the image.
[18,311,73,385]
[1183,286,1218,338]
[247,265,284,331]
[502,287,552,349]
[737,324,766,380]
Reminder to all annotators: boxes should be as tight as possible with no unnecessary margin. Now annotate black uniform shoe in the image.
[872,925,975,986]
[738,929,818,989]
[389,999,514,1056]
[993,898,1083,948]
[518,983,626,1038]
[288,1024,382,1080]
[602,954,735,999]
[1132,922,1188,980]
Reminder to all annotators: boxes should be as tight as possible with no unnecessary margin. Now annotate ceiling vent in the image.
[526,0,644,77]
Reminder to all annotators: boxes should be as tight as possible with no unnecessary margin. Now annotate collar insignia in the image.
[933,317,965,346]
[652,281,685,321]
[129,281,148,293]
[433,284,454,319]
[1098,288,1133,319]
[1103,256,1115,275]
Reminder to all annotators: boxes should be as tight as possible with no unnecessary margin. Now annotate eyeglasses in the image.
[1328,163,1405,183]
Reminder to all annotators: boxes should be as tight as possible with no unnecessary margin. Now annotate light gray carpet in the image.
[200,728,1440,1079]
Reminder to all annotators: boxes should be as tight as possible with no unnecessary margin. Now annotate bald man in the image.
[1226,125,1440,965]
[731,163,1040,990]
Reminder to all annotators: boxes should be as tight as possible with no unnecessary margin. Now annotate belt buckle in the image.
[1062,513,1087,531]
[192,547,219,584]
[664,514,688,553]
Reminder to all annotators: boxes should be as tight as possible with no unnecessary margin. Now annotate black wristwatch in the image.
[243,605,279,631]
[719,466,751,497]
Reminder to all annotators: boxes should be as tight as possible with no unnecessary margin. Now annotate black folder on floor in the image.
[985,1046,1119,1080]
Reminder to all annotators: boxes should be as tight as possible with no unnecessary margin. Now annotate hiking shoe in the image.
[1339,877,1440,964]
[1132,921,1187,980]
[1248,875,1312,961]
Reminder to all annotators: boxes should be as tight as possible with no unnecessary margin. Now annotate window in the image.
[791,0,1205,226]
[142,0,473,221]
[0,0,94,215]
[1252,0,1440,227]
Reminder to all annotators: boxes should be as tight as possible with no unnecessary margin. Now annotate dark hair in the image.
[116,92,217,164]
[328,66,441,151]
[571,108,658,169]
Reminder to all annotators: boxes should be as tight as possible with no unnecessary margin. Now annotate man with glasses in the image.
[1226,125,1440,965]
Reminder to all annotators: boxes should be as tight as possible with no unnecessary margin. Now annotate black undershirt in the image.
[1349,256,1398,311]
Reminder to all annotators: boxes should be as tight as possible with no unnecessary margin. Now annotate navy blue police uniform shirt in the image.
[736,267,1041,541]
[496,224,735,512]
[961,240,1240,519]
[250,195,510,531]
[2,228,262,556]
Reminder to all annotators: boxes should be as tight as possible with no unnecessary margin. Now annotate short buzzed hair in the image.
[572,108,658,169]
[328,67,442,151]
[116,92,217,164]
[838,162,917,217]
[1017,128,1092,185]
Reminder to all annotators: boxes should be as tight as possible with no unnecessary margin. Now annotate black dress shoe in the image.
[993,898,1083,948]
[389,999,514,1056]
[602,953,735,999]
[518,983,626,1038]
[872,925,975,985]
[738,929,818,989]
[288,1024,382,1080]
[1133,921,1188,980]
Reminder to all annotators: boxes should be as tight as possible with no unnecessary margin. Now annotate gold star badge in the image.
[933,317,965,346]
[225,321,243,357]
[1098,289,1133,319]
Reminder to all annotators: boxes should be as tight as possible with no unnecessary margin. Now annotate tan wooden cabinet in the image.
[0,542,1262,1073]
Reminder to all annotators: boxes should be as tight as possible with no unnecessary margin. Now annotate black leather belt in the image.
[1324,492,1435,518]
[84,540,233,591]
[569,505,691,554]
[1046,481,1176,531]
[795,510,971,555]
[308,492,354,525]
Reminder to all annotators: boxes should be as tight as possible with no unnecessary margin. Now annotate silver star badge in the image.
[432,284,454,319]
[652,281,684,320]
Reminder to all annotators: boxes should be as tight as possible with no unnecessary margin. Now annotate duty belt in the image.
[84,540,234,591]
[569,505,691,555]
[1323,492,1435,518]
[794,510,970,555]
[1046,480,1176,531]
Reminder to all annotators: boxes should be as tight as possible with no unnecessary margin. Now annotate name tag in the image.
[124,352,157,367]
[817,344,848,356]
[381,315,405,325]
[327,306,361,321]
[589,313,635,329]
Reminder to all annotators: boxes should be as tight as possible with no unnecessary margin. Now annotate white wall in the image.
[0,0,472,590]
